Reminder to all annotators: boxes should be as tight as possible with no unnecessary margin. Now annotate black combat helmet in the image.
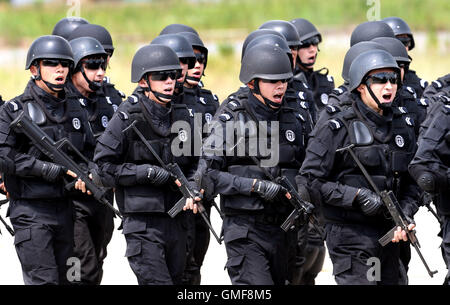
[70,37,107,69]
[342,41,388,82]
[178,31,209,69]
[382,17,415,50]
[26,35,74,92]
[240,44,293,84]
[131,44,181,83]
[68,23,115,56]
[349,49,400,92]
[150,34,196,69]
[159,23,199,36]
[70,37,107,91]
[26,35,74,69]
[244,34,293,67]
[350,21,395,46]
[259,20,301,47]
[241,29,285,60]
[290,18,322,43]
[371,37,411,64]
[52,17,89,40]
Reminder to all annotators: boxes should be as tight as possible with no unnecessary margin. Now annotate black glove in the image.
[252,179,284,201]
[33,161,67,182]
[417,172,436,193]
[355,188,383,216]
[137,165,171,186]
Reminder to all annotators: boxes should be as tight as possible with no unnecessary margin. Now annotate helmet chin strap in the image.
[81,66,102,92]
[252,80,283,110]
[34,66,66,92]
[185,75,201,85]
[365,81,393,111]
[144,78,174,104]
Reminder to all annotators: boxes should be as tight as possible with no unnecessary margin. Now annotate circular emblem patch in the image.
[321,93,329,105]
[205,113,213,123]
[72,118,81,130]
[285,130,295,142]
[101,116,109,128]
[179,130,188,142]
[395,135,405,148]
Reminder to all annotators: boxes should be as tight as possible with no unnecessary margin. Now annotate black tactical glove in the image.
[137,165,171,186]
[252,179,285,201]
[417,172,436,193]
[32,160,67,182]
[355,188,383,216]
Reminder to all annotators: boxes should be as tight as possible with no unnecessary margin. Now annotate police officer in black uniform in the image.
[291,18,335,115]
[67,23,125,111]
[93,44,194,285]
[258,20,317,124]
[423,74,450,107]
[52,17,89,40]
[382,17,429,97]
[150,34,196,100]
[409,103,450,285]
[64,36,116,285]
[176,31,220,285]
[186,44,311,285]
[0,35,94,284]
[299,49,420,284]
[371,37,428,136]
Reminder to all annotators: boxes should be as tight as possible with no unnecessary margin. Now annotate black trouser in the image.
[72,192,114,285]
[290,221,326,285]
[325,222,404,285]
[182,204,211,285]
[123,213,188,285]
[223,215,290,285]
[9,198,74,285]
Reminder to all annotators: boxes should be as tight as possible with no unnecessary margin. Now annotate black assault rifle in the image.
[250,156,315,232]
[122,120,223,244]
[337,143,438,278]
[10,111,122,219]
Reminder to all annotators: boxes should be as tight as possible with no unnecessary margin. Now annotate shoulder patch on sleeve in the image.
[417,98,429,107]
[332,86,347,96]
[443,104,450,114]
[7,100,21,112]
[127,95,138,104]
[420,79,428,89]
[326,105,340,114]
[433,80,443,89]
[219,112,232,122]
[118,111,129,120]
[328,118,343,130]
[297,91,306,100]
[327,75,334,83]
[404,116,415,126]
[118,90,126,98]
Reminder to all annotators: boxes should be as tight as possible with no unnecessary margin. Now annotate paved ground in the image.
[0,194,447,285]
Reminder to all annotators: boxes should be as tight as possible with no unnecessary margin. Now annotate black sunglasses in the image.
[82,58,107,71]
[397,36,412,48]
[300,36,320,49]
[366,72,400,85]
[41,59,71,68]
[150,70,181,81]
[195,53,206,64]
[261,78,291,84]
